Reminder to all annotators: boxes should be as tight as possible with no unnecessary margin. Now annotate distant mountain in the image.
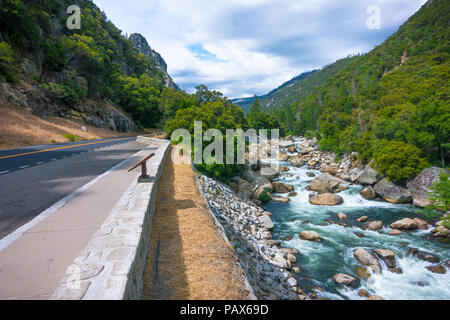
[232,70,317,114]
[233,56,359,114]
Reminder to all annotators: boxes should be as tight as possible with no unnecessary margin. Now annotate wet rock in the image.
[357,216,369,223]
[354,232,366,238]
[407,167,448,208]
[374,179,412,204]
[272,182,294,194]
[309,193,343,206]
[299,231,322,242]
[367,295,386,300]
[354,248,381,271]
[388,230,403,236]
[284,236,293,241]
[332,273,360,288]
[374,249,396,268]
[360,186,377,200]
[355,267,371,279]
[407,248,440,263]
[286,277,297,287]
[272,196,291,203]
[358,289,371,298]
[306,172,316,177]
[426,265,446,274]
[309,174,350,194]
[286,254,297,264]
[279,166,290,173]
[389,267,403,274]
[337,212,348,220]
[367,221,384,231]
[292,267,301,274]
[413,218,429,230]
[390,218,418,230]
[288,146,296,153]
[288,191,298,197]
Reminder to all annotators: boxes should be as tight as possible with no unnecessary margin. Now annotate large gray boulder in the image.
[309,174,350,194]
[358,161,381,185]
[407,167,448,208]
[374,178,412,204]
[272,182,294,194]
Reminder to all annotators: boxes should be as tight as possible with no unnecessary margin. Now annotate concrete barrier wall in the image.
[52,138,171,300]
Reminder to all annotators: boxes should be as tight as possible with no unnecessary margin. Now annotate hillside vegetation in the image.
[0,0,187,130]
[269,0,449,183]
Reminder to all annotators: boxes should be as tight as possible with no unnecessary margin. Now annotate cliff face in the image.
[129,33,179,90]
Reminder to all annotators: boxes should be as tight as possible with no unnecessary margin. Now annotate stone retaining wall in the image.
[52,138,171,300]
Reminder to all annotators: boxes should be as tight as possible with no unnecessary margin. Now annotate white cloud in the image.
[93,0,428,98]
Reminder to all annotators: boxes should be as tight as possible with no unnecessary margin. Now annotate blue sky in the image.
[93,0,428,98]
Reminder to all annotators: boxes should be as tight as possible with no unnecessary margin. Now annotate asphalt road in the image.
[0,137,151,239]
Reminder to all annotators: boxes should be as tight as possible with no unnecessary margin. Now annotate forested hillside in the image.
[270,0,449,182]
[0,0,186,131]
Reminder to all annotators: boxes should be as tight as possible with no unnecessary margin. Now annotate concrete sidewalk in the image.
[0,144,157,300]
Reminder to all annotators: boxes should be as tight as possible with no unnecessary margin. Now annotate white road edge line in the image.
[0,147,150,252]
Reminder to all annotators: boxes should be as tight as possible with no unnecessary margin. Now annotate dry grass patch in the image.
[0,101,137,149]
[143,150,249,300]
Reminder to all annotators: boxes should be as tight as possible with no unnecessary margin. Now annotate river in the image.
[265,159,450,300]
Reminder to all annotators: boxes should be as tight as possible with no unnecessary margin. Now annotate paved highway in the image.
[0,137,151,239]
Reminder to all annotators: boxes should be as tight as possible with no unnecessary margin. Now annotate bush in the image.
[63,133,78,142]
[259,188,272,204]
[0,42,18,83]
[375,141,428,184]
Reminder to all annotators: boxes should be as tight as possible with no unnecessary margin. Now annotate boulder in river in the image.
[271,196,291,203]
[272,182,294,194]
[367,221,383,231]
[309,193,343,206]
[426,265,447,274]
[337,212,348,220]
[367,295,386,300]
[390,218,418,230]
[374,249,396,268]
[388,230,403,236]
[357,216,369,222]
[306,171,316,178]
[359,186,376,200]
[355,267,371,279]
[408,248,440,263]
[354,248,381,271]
[332,273,359,288]
[299,231,322,242]
[309,174,350,194]
[413,218,429,230]
[358,289,371,298]
[407,167,448,208]
[374,178,412,204]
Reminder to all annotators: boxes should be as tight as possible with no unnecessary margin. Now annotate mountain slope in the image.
[274,0,449,171]
[0,0,179,133]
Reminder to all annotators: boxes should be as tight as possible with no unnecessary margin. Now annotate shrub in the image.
[0,42,18,83]
[63,133,78,142]
[375,141,428,184]
[259,188,272,204]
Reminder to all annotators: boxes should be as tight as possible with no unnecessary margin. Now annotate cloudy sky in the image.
[93,0,428,98]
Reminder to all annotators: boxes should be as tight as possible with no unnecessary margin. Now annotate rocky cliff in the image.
[129,33,179,90]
